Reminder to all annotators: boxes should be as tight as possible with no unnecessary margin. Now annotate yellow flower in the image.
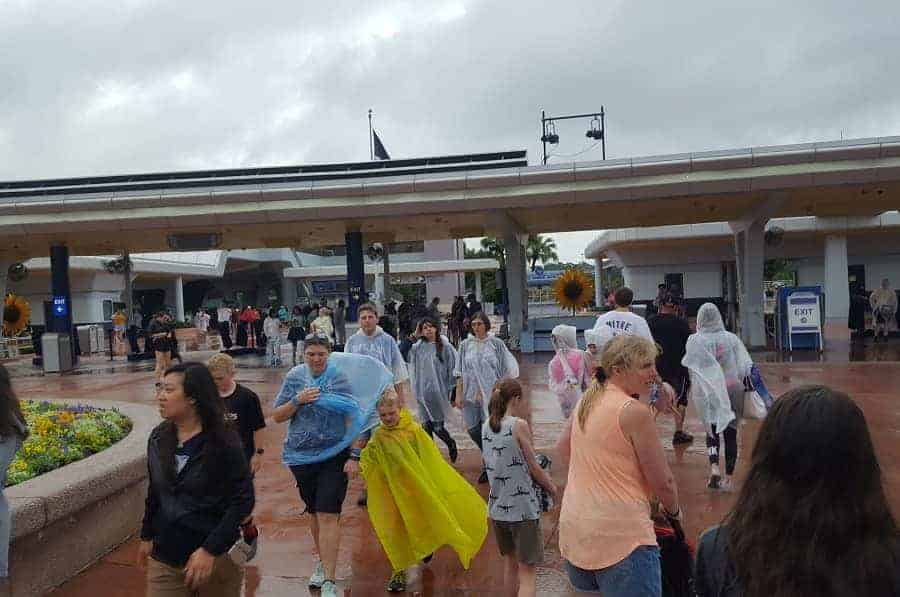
[2,294,31,336]
[552,268,595,313]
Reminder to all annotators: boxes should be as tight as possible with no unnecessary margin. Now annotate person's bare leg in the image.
[316,513,341,580]
[310,514,321,560]
[503,554,518,597]
[674,403,686,433]
[516,562,536,597]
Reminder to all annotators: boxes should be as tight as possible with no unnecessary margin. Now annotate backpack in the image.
[656,518,695,597]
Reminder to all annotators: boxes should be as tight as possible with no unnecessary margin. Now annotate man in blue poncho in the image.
[272,334,394,597]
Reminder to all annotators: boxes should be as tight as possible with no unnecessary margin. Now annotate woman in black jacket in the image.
[138,362,254,596]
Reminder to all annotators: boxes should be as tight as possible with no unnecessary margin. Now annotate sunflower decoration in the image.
[3,294,31,337]
[552,268,595,315]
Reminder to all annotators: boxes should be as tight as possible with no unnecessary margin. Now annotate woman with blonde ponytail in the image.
[558,335,680,597]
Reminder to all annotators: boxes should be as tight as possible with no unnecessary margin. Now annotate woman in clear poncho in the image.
[408,316,459,462]
[682,303,754,491]
[453,311,519,484]
[548,325,592,418]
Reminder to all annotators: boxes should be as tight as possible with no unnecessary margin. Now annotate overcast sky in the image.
[2,0,898,262]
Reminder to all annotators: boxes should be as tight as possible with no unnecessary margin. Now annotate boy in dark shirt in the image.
[207,353,266,472]
[648,294,694,445]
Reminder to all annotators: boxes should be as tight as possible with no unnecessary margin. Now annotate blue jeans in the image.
[565,546,661,597]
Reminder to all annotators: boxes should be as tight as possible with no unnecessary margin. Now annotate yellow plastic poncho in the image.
[360,409,488,572]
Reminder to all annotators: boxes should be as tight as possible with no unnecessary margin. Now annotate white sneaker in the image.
[321,580,338,597]
[720,477,734,492]
[309,562,325,589]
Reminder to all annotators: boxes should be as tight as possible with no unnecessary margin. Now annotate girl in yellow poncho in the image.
[359,390,488,593]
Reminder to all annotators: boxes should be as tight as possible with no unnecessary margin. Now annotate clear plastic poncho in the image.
[548,325,592,418]
[454,334,519,412]
[682,303,754,434]
[273,352,395,466]
[408,336,459,423]
[584,325,616,355]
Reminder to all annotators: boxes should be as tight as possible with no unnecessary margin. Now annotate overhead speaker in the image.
[7,263,28,282]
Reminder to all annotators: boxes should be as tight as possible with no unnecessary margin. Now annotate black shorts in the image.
[289,450,350,514]
[152,337,172,353]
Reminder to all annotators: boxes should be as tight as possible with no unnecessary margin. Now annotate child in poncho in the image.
[359,390,488,593]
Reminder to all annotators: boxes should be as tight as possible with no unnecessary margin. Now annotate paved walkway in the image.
[4,346,894,596]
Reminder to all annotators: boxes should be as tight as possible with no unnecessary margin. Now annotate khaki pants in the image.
[147,555,243,597]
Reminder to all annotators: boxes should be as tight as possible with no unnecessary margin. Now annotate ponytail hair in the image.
[576,334,658,431]
[488,378,522,433]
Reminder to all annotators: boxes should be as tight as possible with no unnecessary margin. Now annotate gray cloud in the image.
[1,0,898,260]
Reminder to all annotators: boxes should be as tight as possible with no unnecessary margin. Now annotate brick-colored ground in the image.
[5,343,893,596]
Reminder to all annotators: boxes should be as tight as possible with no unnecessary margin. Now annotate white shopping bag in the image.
[743,391,768,420]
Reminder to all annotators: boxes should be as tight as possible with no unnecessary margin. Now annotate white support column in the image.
[281,274,296,308]
[0,260,9,341]
[594,258,604,306]
[374,271,386,308]
[474,271,483,302]
[504,232,527,349]
[823,233,850,342]
[733,220,766,348]
[174,276,185,322]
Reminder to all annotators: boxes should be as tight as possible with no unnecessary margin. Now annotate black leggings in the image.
[423,420,456,450]
[706,424,738,475]
[466,425,484,452]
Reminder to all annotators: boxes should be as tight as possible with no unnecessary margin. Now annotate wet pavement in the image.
[4,343,895,596]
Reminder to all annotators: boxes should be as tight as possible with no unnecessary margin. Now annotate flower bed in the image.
[6,401,132,487]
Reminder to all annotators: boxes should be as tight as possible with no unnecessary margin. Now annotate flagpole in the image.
[368,108,374,161]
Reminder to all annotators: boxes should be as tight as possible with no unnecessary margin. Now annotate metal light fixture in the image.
[586,116,604,140]
[540,122,559,145]
[541,106,606,164]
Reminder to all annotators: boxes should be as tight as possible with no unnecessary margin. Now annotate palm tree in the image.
[526,235,558,272]
[480,237,506,267]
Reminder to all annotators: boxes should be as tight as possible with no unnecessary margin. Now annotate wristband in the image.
[255,448,265,455]
[349,448,362,461]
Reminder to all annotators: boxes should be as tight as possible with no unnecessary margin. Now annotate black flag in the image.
[373,130,391,160]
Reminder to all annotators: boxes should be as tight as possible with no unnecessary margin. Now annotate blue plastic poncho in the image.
[274,351,395,466]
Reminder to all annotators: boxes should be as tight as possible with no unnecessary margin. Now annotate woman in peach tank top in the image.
[556,335,681,597]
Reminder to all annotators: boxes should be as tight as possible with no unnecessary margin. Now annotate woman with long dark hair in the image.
[146,312,173,381]
[408,316,459,461]
[0,365,27,589]
[453,311,518,483]
[138,363,254,596]
[695,385,899,597]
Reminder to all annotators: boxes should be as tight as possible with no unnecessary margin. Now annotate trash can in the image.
[42,333,74,373]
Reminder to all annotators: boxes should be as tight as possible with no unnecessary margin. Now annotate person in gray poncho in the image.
[408,316,459,462]
[453,311,519,483]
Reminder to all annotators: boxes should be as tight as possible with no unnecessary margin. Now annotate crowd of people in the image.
[2,285,896,596]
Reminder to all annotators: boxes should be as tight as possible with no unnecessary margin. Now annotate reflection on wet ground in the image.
[7,346,893,596]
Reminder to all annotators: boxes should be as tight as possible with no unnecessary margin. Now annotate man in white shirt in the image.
[593,286,654,341]
[217,304,233,349]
